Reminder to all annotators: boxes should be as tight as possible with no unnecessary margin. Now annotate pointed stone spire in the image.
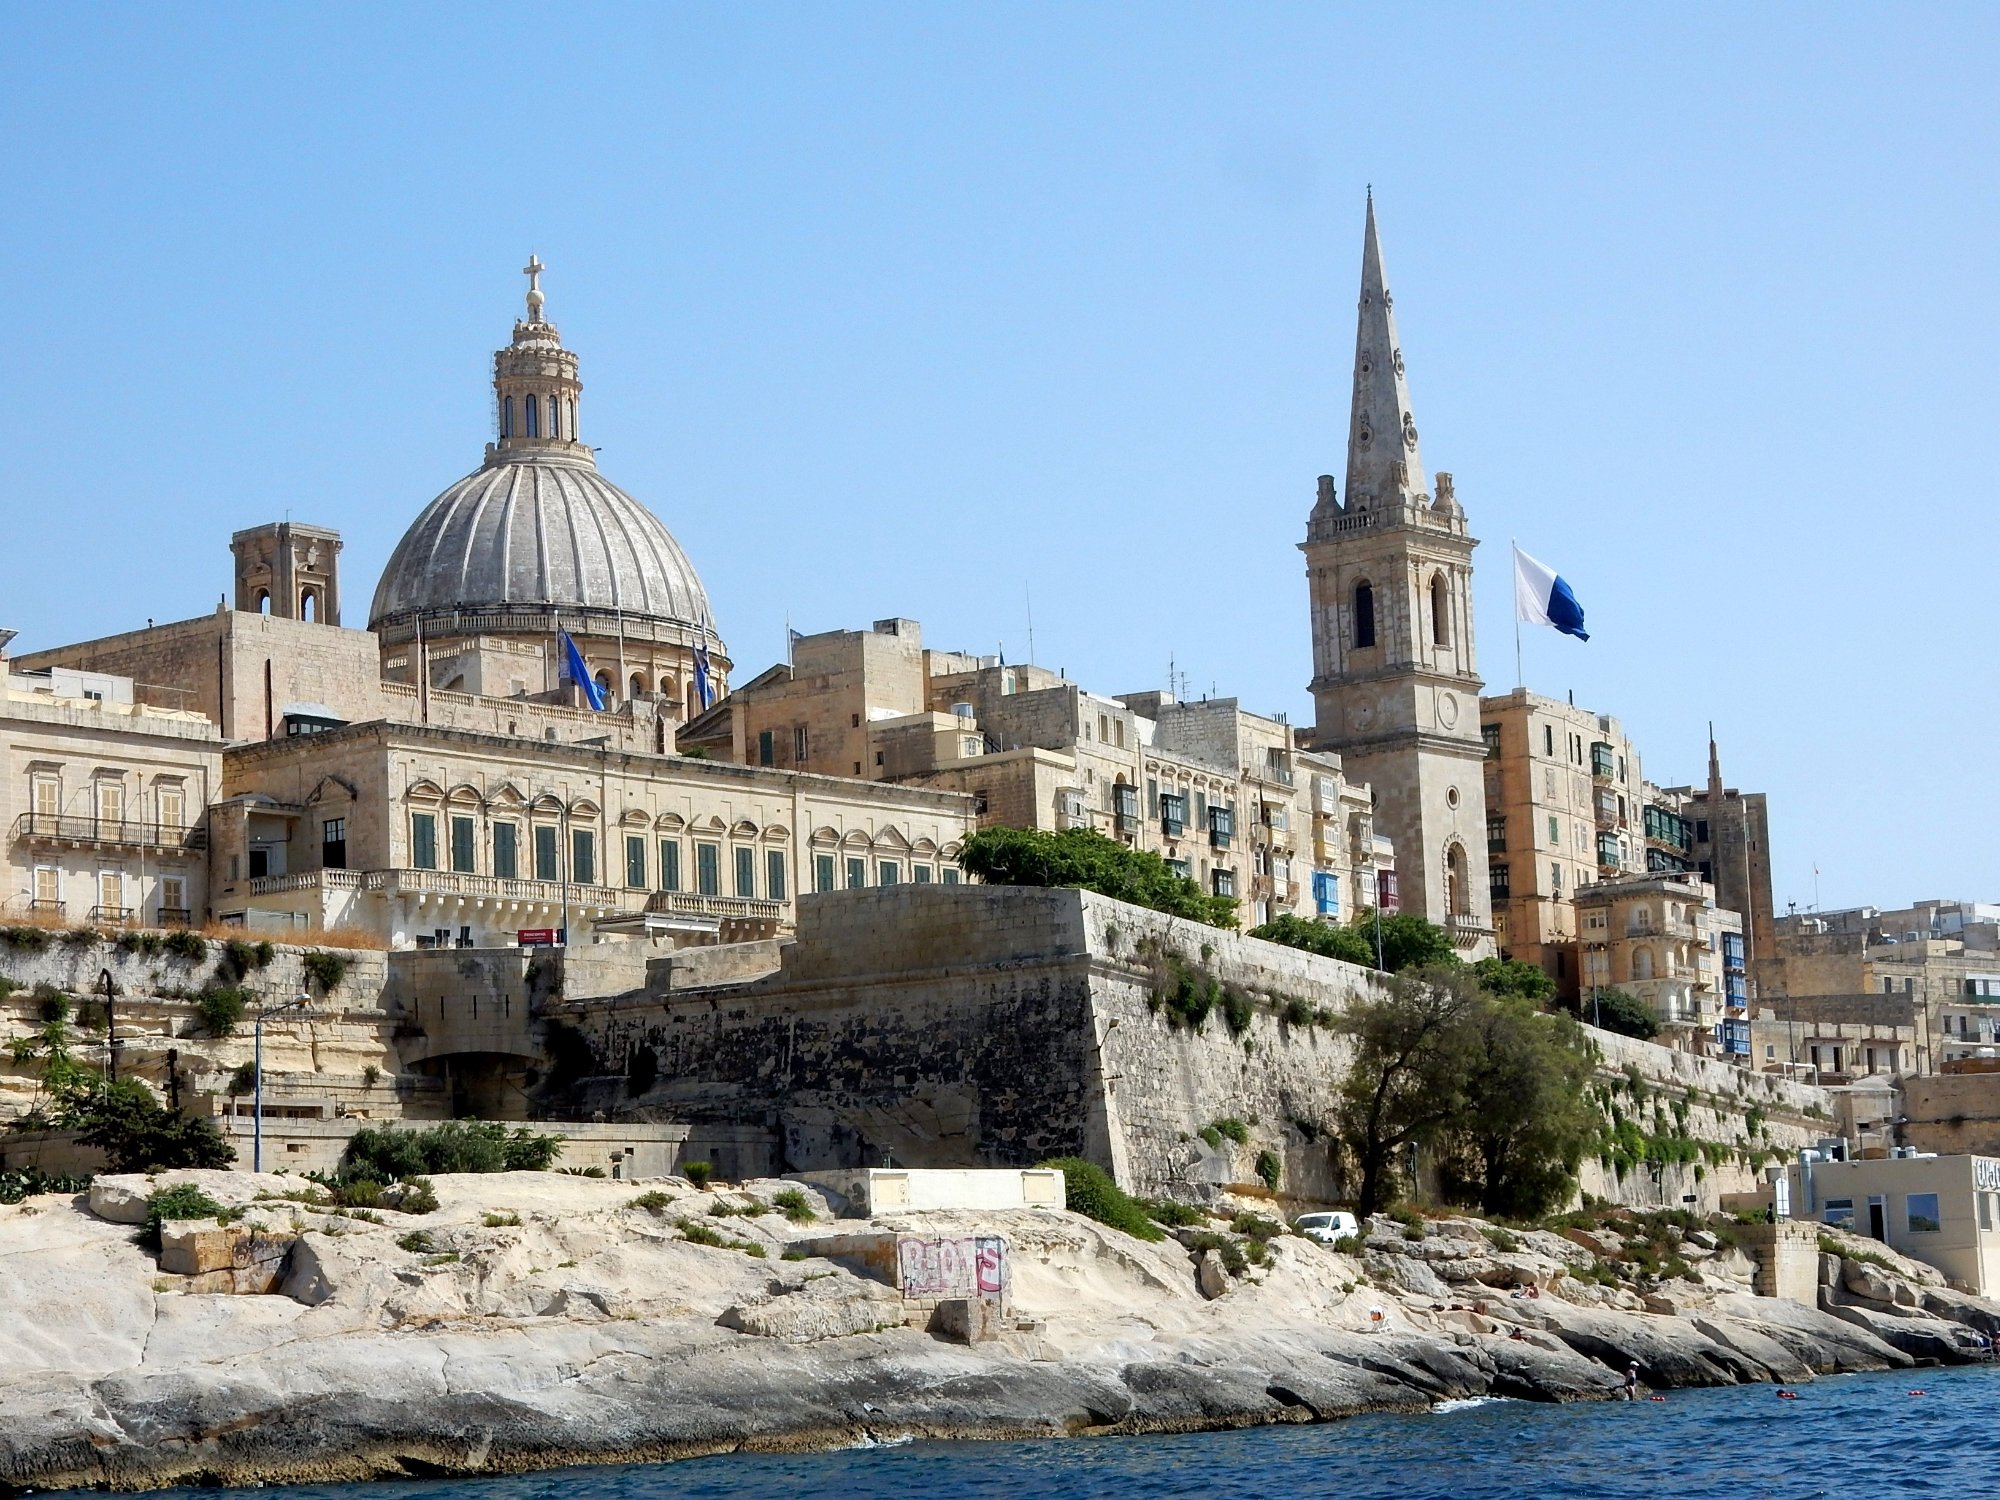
[1708,722,1724,800]
[1345,191,1426,505]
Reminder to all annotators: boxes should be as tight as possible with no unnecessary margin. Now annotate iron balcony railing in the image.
[12,813,208,852]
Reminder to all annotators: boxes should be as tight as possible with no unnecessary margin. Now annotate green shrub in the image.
[1220,983,1255,1035]
[959,825,1237,928]
[226,1060,259,1097]
[194,985,249,1037]
[62,926,103,948]
[337,1176,384,1209]
[0,1168,92,1205]
[361,1064,381,1087]
[1230,1211,1281,1240]
[79,1080,236,1172]
[422,1252,460,1267]
[1141,1197,1205,1228]
[676,1218,727,1247]
[164,930,207,962]
[38,990,72,1025]
[630,1190,675,1213]
[337,1121,563,1181]
[1037,1156,1162,1242]
[74,999,108,1033]
[483,1211,522,1228]
[0,925,51,953]
[0,975,18,999]
[682,1160,714,1189]
[1254,1149,1282,1192]
[397,1230,437,1254]
[771,1187,815,1223]
[1211,1118,1251,1146]
[139,1183,237,1250]
[1198,1124,1223,1150]
[115,930,164,958]
[1282,996,1314,1028]
[781,1248,808,1262]
[1331,1233,1364,1255]
[301,950,349,993]
[1480,1225,1521,1253]
[396,1177,440,1214]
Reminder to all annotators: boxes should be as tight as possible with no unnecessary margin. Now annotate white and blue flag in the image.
[1513,543,1589,642]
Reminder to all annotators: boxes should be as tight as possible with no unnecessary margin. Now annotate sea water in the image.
[146,1365,1997,1500]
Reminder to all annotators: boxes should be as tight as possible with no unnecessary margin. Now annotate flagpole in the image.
[1511,539,1524,691]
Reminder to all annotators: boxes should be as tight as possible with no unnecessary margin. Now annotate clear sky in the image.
[4,5,1993,916]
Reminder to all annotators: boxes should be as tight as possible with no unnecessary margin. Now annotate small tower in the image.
[231,521,343,624]
[488,255,591,462]
[1300,194,1491,949]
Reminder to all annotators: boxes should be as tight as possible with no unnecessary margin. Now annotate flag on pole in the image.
[1513,544,1589,642]
[692,641,714,711]
[558,627,607,711]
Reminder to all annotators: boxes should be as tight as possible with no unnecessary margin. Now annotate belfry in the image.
[1300,195,1494,952]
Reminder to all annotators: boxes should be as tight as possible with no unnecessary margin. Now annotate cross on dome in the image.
[523,254,546,321]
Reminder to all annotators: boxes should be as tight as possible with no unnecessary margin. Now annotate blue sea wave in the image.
[147,1365,2000,1500]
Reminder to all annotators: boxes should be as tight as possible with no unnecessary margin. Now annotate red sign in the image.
[517,928,558,947]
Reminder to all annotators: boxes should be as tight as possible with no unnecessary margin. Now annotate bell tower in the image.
[1301,194,1492,951]
[231,521,343,625]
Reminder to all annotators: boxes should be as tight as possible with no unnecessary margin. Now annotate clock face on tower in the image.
[1350,700,1375,732]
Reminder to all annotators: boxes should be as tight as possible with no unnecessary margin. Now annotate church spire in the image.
[1345,192,1427,505]
[489,256,590,464]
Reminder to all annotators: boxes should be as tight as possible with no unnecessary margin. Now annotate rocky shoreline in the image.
[1,1170,1993,1495]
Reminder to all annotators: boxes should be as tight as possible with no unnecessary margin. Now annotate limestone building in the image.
[1574,871,1742,1053]
[215,719,969,948]
[0,634,218,928]
[680,617,1391,928]
[1478,689,1652,988]
[1663,733,1776,967]
[1299,196,1492,953]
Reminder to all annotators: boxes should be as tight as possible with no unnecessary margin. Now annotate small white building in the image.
[1782,1151,2000,1296]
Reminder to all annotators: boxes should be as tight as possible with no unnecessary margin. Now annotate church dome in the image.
[368,259,726,665]
[368,451,717,647]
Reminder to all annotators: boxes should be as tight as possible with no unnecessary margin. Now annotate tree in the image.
[78,1080,235,1173]
[957,826,1237,928]
[1249,913,1375,967]
[1442,1000,1599,1219]
[1470,956,1557,1007]
[1581,987,1659,1041]
[1255,909,1458,973]
[1333,967,1482,1216]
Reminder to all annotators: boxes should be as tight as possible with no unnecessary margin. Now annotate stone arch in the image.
[405,778,445,803]
[1429,571,1450,647]
[1352,579,1376,649]
[1632,946,1656,981]
[1444,839,1469,916]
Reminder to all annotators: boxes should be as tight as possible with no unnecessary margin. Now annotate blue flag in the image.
[692,642,714,711]
[559,628,607,711]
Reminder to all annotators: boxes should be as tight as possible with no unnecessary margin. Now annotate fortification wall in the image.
[549,885,1835,1213]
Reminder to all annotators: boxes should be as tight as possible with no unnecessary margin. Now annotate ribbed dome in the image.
[368,452,719,650]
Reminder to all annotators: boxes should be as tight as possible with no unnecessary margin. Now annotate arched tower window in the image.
[256,589,271,615]
[524,396,539,438]
[629,672,647,700]
[1353,580,1376,650]
[594,670,613,701]
[547,395,559,438]
[500,397,512,438]
[566,398,576,439]
[1430,572,1450,647]
[1446,841,1468,915]
[300,588,318,623]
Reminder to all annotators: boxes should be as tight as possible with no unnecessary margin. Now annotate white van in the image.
[1294,1210,1360,1245]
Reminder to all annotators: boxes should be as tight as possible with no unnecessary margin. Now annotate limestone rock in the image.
[717,1273,908,1341]
[1370,1252,1452,1301]
[1195,1248,1230,1300]
[1839,1257,1902,1305]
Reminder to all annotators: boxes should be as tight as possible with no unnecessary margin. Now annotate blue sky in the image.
[4,5,1993,914]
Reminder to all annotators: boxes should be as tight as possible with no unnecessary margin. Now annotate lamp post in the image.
[98,968,119,1083]
[252,993,310,1173]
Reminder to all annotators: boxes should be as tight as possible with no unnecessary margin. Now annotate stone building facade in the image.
[1,647,219,927]
[1478,689,1651,989]
[680,617,1389,928]
[1298,196,1492,952]
[214,719,972,948]
[1663,732,1776,968]
[1574,871,1744,1053]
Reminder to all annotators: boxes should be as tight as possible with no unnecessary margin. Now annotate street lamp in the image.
[98,968,119,1083]
[252,993,311,1173]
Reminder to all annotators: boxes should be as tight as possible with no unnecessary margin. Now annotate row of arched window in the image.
[500,394,576,442]
[1349,573,1454,651]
